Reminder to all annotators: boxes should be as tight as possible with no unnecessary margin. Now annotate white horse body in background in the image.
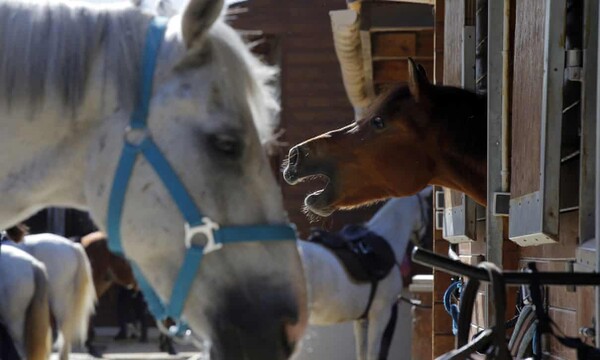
[0,245,52,360]
[300,187,431,360]
[4,234,96,360]
[0,0,307,358]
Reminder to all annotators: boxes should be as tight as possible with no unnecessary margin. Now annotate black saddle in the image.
[306,224,395,283]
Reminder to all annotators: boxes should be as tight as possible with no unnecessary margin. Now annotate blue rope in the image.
[443,280,462,336]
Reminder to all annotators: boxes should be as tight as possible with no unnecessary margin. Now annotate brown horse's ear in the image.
[181,0,224,49]
[407,58,429,103]
[417,64,429,81]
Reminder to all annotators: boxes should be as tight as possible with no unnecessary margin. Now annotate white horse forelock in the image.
[0,0,280,143]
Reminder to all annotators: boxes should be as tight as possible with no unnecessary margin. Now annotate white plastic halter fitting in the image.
[184,217,223,254]
[124,126,150,147]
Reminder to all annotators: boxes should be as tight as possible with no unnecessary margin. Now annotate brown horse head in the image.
[5,223,29,243]
[283,59,487,216]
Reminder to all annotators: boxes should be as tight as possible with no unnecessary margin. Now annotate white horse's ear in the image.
[182,0,224,49]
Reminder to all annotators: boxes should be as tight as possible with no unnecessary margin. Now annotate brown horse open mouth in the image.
[283,154,336,216]
[303,178,336,217]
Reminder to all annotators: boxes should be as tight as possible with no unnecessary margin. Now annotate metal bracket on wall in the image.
[493,192,510,217]
[443,195,477,243]
[575,238,597,272]
[509,191,558,246]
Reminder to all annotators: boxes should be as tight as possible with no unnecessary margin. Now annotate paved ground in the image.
[52,297,413,360]
[51,328,202,360]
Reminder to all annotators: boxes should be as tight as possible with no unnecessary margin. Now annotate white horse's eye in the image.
[210,134,242,158]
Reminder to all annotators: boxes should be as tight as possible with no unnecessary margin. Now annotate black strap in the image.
[527,262,600,360]
[456,277,480,347]
[359,280,379,320]
[378,303,399,360]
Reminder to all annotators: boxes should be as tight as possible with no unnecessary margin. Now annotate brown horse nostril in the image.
[288,147,300,167]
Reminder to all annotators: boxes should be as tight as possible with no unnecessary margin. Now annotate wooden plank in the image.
[377,0,435,5]
[359,29,376,99]
[510,0,545,198]
[412,292,433,360]
[433,301,454,334]
[548,285,578,312]
[371,32,417,57]
[443,0,463,86]
[434,0,444,84]
[433,334,455,358]
[416,29,435,57]
[520,211,578,259]
[548,308,578,359]
[372,59,434,83]
[509,0,565,246]
[577,286,595,346]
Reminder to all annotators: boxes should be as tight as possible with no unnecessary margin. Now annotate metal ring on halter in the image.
[185,217,223,254]
[155,320,208,349]
[156,320,192,344]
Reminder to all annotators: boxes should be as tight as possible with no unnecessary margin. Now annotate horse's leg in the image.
[59,341,71,360]
[353,319,369,360]
[366,271,403,360]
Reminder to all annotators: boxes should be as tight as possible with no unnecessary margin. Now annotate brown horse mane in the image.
[361,83,487,162]
[429,85,487,161]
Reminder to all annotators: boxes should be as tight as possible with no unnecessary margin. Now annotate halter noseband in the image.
[107,17,297,338]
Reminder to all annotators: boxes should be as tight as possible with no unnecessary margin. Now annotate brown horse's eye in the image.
[371,116,385,129]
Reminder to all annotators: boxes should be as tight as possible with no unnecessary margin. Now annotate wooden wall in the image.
[436,0,594,359]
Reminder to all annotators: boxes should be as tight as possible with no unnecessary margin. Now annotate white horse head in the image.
[0,0,307,358]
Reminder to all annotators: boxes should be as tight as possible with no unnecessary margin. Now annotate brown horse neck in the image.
[428,87,488,205]
[432,154,487,205]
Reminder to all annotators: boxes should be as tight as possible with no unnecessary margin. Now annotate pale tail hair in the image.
[61,243,97,346]
[24,262,52,360]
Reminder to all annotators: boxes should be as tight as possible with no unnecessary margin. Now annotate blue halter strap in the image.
[107,17,297,337]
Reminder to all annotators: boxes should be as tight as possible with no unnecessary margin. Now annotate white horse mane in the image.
[0,0,279,142]
[0,1,148,112]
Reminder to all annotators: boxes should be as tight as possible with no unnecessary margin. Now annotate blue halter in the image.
[107,17,297,337]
